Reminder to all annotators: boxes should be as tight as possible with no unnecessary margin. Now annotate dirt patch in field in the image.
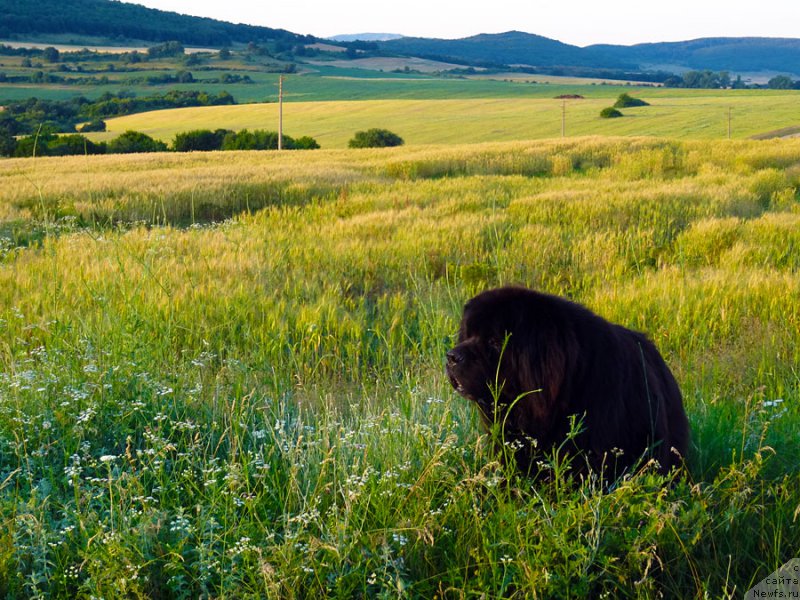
[306,43,348,53]
[751,126,800,140]
[306,56,467,73]
[0,40,215,54]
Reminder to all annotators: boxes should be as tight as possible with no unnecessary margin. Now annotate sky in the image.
[132,0,800,47]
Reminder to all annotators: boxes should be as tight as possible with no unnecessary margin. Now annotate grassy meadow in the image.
[1,137,800,597]
[96,89,800,148]
[2,61,640,105]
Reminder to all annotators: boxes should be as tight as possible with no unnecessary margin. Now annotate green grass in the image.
[90,89,800,148]
[7,53,799,107]
[1,137,799,598]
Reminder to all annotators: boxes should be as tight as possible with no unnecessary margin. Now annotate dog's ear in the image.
[507,327,568,411]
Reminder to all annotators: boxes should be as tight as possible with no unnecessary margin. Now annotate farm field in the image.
[462,72,663,85]
[1,137,799,597]
[305,56,467,73]
[96,91,800,148]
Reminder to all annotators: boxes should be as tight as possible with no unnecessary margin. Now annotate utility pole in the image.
[278,75,284,150]
[561,100,566,138]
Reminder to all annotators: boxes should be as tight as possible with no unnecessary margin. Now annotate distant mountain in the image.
[379,31,625,68]
[587,38,800,74]
[329,33,404,42]
[378,31,800,75]
[3,1,800,77]
[0,0,313,47]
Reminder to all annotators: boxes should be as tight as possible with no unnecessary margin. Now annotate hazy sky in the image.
[133,0,800,46]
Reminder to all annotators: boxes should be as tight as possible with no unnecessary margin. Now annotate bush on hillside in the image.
[221,129,319,151]
[0,130,16,157]
[348,128,404,148]
[13,133,106,157]
[47,134,106,156]
[600,107,624,119]
[173,129,232,152]
[77,119,107,133]
[614,93,649,108]
[292,135,321,150]
[147,41,185,59]
[106,131,168,154]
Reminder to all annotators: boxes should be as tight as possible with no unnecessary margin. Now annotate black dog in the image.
[446,286,689,479]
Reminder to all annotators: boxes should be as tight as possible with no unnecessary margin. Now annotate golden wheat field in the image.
[0,137,799,598]
[92,90,800,148]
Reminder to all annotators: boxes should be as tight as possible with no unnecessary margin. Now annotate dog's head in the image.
[447,288,534,408]
[446,287,568,426]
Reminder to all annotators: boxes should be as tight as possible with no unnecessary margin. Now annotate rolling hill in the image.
[379,32,800,76]
[328,33,404,42]
[379,31,630,69]
[588,37,800,74]
[3,0,800,76]
[0,0,312,47]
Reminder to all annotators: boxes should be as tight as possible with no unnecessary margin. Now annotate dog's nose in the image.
[446,348,463,366]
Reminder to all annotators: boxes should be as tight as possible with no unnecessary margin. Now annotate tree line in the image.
[0,0,313,47]
[0,126,408,158]
[2,128,320,158]
[662,70,800,89]
[0,91,236,136]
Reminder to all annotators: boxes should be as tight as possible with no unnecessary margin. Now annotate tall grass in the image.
[1,137,799,597]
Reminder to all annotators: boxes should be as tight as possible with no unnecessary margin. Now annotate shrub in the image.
[348,128,404,148]
[107,131,168,154]
[600,107,624,119]
[173,129,231,152]
[0,130,16,156]
[77,119,107,133]
[292,135,320,150]
[42,46,60,63]
[48,134,106,156]
[12,133,106,157]
[147,41,184,58]
[221,129,280,150]
[767,75,795,90]
[220,129,319,151]
[614,93,649,108]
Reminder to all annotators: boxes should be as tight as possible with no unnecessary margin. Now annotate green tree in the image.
[147,41,185,59]
[293,136,320,150]
[123,51,143,64]
[107,131,167,154]
[173,129,230,152]
[47,134,105,156]
[221,129,281,150]
[175,70,194,83]
[13,131,57,157]
[42,46,60,63]
[348,128,404,148]
[768,75,795,90]
[219,129,318,151]
[680,70,724,89]
[77,119,107,133]
[600,107,623,119]
[0,130,16,157]
[613,93,649,108]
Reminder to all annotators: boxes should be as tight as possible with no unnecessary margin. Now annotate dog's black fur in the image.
[446,286,689,479]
